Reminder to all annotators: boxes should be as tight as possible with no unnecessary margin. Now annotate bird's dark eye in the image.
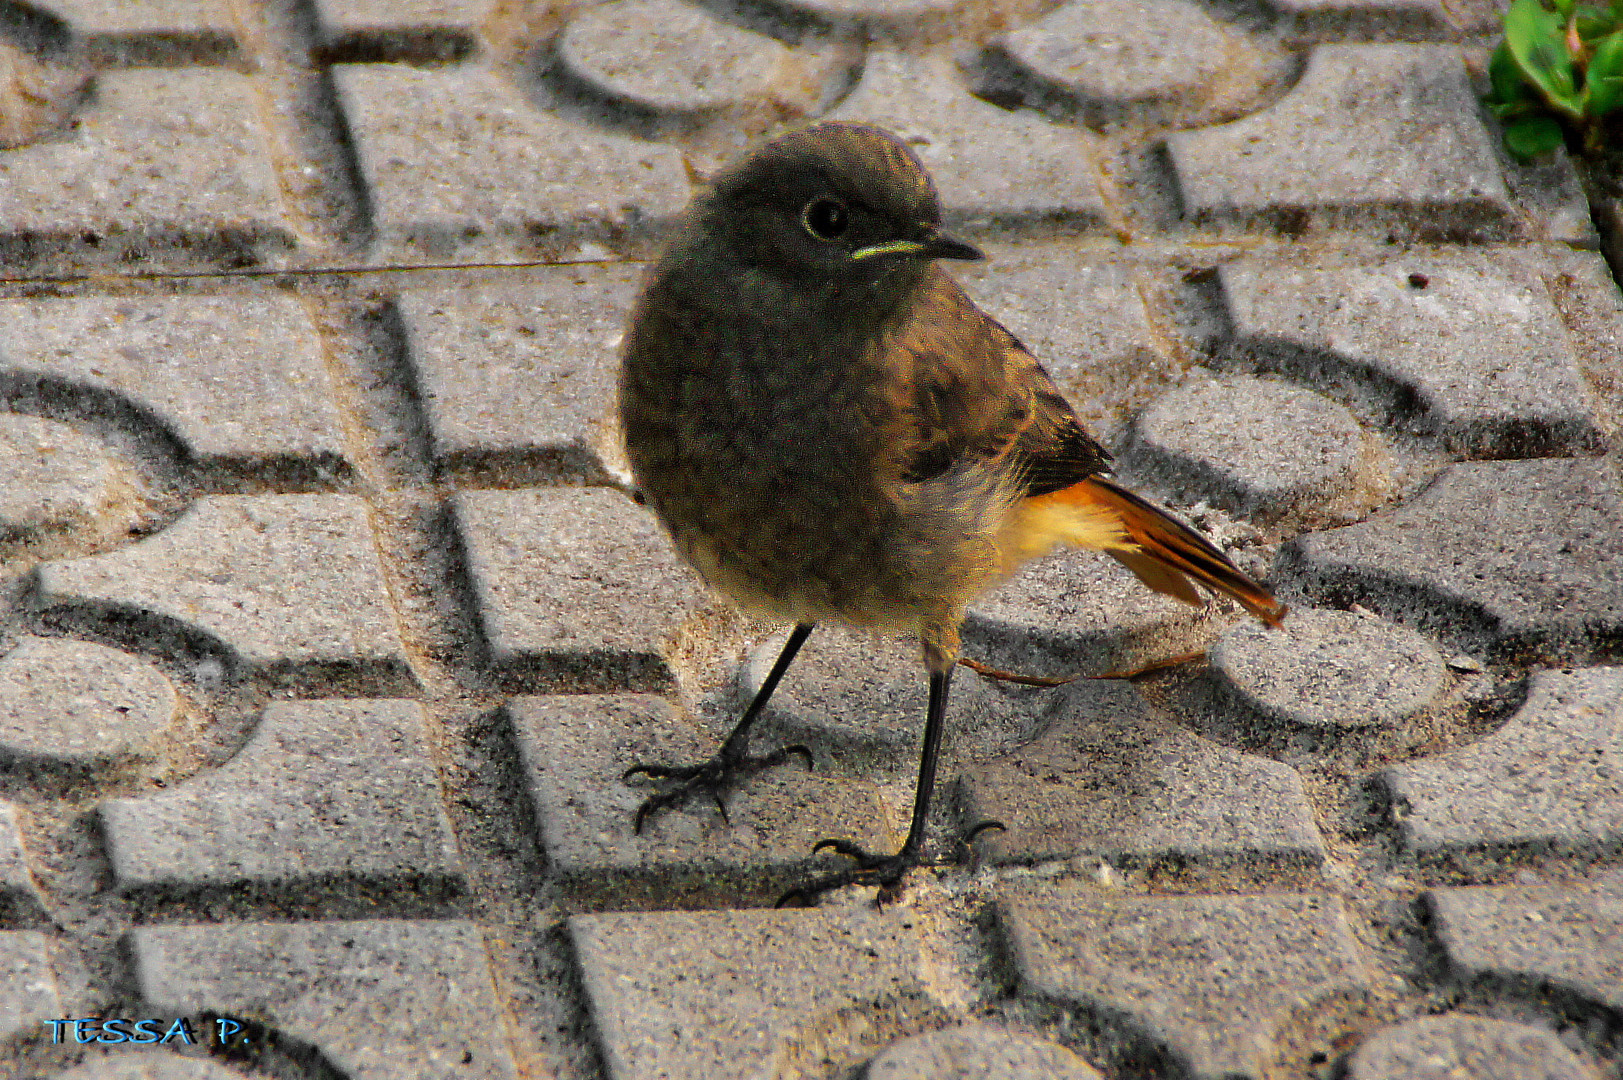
[801,198,849,241]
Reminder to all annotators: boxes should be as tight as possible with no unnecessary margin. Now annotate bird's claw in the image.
[778,818,1006,907]
[624,744,815,834]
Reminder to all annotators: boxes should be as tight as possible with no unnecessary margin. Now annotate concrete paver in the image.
[998,886,1369,1080]
[2,2,1622,1078]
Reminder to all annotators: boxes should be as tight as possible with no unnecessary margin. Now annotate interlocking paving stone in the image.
[1280,458,1623,663]
[1211,608,1448,732]
[557,0,801,127]
[1426,875,1623,1012]
[130,919,518,1080]
[40,0,243,65]
[986,0,1262,128]
[1384,667,1623,860]
[570,907,937,1080]
[964,548,1237,681]
[0,415,129,541]
[36,494,415,693]
[1217,256,1606,458]
[331,64,690,258]
[0,295,351,483]
[393,268,640,481]
[1345,1014,1599,1080]
[0,931,59,1040]
[310,0,482,60]
[961,678,1325,868]
[866,1025,1104,1079]
[452,486,715,691]
[100,698,464,896]
[830,52,1107,228]
[1167,45,1514,239]
[1125,375,1373,526]
[998,886,1368,1079]
[954,251,1171,435]
[0,68,293,268]
[0,636,176,770]
[0,803,46,922]
[512,693,890,905]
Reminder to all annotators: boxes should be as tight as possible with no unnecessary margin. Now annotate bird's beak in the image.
[851,230,984,262]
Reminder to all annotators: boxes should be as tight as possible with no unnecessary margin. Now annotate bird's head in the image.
[695,123,983,294]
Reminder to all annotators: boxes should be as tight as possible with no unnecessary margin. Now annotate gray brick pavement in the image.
[2,0,1621,1077]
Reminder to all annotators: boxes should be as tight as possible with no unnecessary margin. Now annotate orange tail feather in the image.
[1028,477,1287,628]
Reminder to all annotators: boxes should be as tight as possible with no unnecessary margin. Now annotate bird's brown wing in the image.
[895,271,1286,628]
[893,271,1110,492]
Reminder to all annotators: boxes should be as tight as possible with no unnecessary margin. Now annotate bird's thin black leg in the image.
[779,664,1002,906]
[624,622,815,832]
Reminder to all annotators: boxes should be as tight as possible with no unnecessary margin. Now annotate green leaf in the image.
[1505,0,1583,115]
[1552,0,1576,16]
[1503,115,1568,157]
[1576,7,1617,40]
[1490,40,1538,103]
[1588,29,1623,113]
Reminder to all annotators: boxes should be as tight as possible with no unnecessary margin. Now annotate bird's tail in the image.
[1005,476,1287,628]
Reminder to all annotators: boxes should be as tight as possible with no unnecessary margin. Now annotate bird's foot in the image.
[623,743,813,833]
[775,820,1006,907]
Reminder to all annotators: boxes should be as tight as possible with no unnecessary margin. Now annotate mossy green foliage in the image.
[1488,0,1623,157]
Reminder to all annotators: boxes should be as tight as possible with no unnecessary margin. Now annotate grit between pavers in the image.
[1,0,1622,1076]
[0,805,46,923]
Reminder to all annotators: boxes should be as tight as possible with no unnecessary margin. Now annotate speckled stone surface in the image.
[393,268,640,482]
[451,486,719,691]
[36,494,416,693]
[962,678,1325,868]
[0,636,176,769]
[1210,608,1448,732]
[100,699,465,897]
[999,885,1369,1079]
[131,920,518,1080]
[830,52,1107,228]
[0,295,351,484]
[1384,667,1623,863]
[2,2,1622,1077]
[0,415,129,541]
[1167,45,1513,239]
[1426,875,1623,1013]
[866,1025,1104,1079]
[0,69,294,270]
[1345,1014,1600,1080]
[570,907,932,1080]
[0,931,58,1039]
[1216,255,1606,458]
[1281,458,1623,663]
[331,64,691,258]
[1125,375,1375,526]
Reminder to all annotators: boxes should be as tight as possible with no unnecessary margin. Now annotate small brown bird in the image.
[619,122,1284,902]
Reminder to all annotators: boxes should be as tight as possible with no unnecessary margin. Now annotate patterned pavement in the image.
[0,1,1620,1078]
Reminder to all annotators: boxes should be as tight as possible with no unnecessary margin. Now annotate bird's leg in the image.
[777,652,1004,907]
[624,622,815,833]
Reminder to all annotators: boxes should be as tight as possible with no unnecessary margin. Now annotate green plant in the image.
[1487,0,1623,157]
